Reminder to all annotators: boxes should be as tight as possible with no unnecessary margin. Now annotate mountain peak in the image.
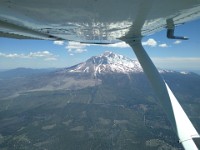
[86,51,128,65]
[100,51,121,58]
[64,51,143,75]
[101,51,114,56]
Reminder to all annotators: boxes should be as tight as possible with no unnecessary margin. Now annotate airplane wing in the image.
[1,0,200,149]
[0,0,200,43]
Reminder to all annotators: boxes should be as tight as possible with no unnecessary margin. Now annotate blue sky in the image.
[0,19,200,72]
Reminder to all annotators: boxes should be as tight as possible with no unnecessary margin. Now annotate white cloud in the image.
[141,39,169,48]
[0,52,27,58]
[0,51,57,61]
[142,38,157,47]
[66,41,88,54]
[174,40,182,44]
[53,40,64,45]
[66,41,130,55]
[29,51,52,58]
[159,43,168,48]
[74,49,87,53]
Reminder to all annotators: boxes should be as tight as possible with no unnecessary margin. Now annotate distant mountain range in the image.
[0,68,57,79]
[0,52,200,150]
[0,51,193,79]
[0,51,196,98]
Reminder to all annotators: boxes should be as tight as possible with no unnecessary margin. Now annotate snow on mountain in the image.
[63,51,143,76]
[57,51,190,76]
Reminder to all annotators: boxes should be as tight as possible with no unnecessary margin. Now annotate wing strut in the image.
[124,38,199,150]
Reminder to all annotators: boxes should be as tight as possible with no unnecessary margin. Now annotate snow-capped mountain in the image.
[63,51,143,76]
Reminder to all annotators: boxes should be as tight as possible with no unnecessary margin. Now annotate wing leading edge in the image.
[1,0,200,43]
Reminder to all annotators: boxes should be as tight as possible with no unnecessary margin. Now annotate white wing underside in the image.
[0,0,200,43]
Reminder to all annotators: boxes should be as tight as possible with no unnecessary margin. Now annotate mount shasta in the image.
[63,51,143,75]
